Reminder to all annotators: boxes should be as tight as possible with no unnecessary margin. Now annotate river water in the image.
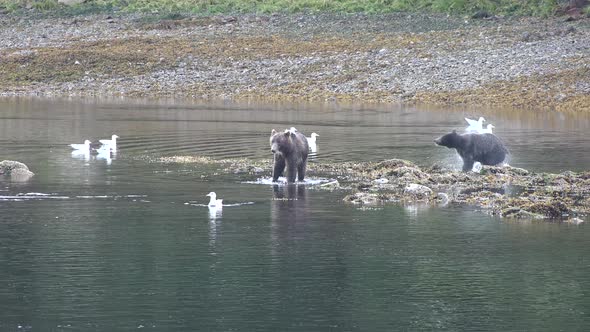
[0,98,588,331]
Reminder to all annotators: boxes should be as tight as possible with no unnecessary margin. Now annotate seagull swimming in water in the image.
[465,117,486,133]
[99,134,119,151]
[70,140,91,151]
[206,192,223,207]
[70,141,91,161]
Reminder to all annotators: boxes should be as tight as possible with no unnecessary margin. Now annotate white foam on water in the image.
[1,194,70,201]
[187,202,255,207]
[243,176,334,186]
[222,202,255,207]
[189,203,209,207]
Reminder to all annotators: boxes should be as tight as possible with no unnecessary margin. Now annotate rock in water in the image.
[0,160,34,181]
[404,183,434,200]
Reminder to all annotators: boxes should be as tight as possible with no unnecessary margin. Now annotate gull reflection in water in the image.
[208,205,222,247]
[71,149,90,162]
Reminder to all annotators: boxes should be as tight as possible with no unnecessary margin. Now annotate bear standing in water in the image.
[270,128,309,182]
[434,130,509,172]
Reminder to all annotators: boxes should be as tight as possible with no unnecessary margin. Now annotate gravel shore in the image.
[1,13,588,110]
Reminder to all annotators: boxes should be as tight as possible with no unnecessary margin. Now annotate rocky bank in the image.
[0,12,588,111]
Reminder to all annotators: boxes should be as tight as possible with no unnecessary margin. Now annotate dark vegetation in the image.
[0,0,587,17]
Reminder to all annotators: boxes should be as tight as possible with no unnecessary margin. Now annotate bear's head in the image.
[434,130,461,149]
[270,129,295,156]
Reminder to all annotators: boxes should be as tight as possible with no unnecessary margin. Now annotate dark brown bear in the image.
[270,128,309,182]
[434,130,509,172]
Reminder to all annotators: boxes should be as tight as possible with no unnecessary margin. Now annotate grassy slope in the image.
[0,0,574,17]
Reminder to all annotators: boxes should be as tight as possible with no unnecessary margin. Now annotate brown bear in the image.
[270,128,309,182]
[434,130,509,172]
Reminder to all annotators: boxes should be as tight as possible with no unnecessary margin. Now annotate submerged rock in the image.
[565,217,585,225]
[343,192,385,205]
[501,207,546,219]
[0,160,34,181]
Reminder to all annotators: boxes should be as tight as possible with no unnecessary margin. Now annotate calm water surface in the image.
[0,98,589,331]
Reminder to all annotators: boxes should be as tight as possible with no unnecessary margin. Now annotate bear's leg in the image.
[297,159,307,182]
[462,158,475,172]
[286,160,297,183]
[272,155,286,182]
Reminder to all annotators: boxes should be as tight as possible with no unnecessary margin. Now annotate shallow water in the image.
[0,98,589,331]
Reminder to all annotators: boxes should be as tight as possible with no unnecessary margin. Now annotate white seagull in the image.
[472,162,483,173]
[306,133,319,152]
[465,117,486,133]
[70,140,91,151]
[481,124,495,134]
[306,132,319,145]
[206,192,223,207]
[99,134,119,151]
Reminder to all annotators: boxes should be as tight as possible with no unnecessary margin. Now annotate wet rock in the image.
[373,159,415,170]
[481,165,529,176]
[501,207,546,219]
[0,160,34,181]
[403,183,434,200]
[390,166,431,182]
[436,192,450,205]
[526,200,570,219]
[343,192,383,205]
[565,217,585,225]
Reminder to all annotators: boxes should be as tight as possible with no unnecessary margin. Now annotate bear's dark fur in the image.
[270,128,309,182]
[434,130,509,172]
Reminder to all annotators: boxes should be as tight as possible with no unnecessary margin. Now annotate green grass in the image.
[0,0,570,17]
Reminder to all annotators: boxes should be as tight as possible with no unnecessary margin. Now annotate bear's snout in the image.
[270,142,280,154]
[434,138,441,145]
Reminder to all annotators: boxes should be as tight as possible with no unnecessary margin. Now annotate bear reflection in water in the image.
[270,183,311,256]
[270,183,310,228]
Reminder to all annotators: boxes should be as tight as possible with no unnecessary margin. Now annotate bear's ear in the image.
[271,129,277,136]
[452,129,457,134]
